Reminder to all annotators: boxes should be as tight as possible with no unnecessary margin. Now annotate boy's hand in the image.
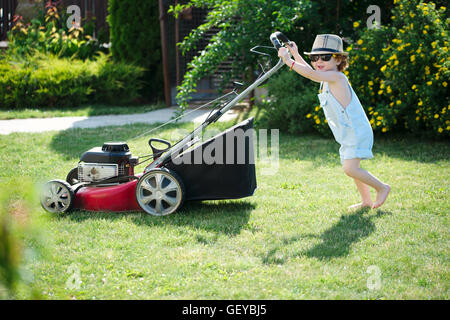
[287,41,299,57]
[278,47,290,62]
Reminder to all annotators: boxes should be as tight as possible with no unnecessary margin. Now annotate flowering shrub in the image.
[348,0,449,138]
[8,1,104,61]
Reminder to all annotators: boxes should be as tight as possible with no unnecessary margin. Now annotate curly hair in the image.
[333,54,349,72]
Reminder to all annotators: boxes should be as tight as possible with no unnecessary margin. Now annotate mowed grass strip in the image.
[0,120,448,299]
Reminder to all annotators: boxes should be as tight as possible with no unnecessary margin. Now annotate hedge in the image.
[0,53,145,109]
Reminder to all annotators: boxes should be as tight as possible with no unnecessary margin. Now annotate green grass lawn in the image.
[0,103,165,120]
[0,117,448,299]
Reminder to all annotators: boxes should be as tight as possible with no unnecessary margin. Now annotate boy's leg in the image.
[349,178,373,209]
[343,158,390,209]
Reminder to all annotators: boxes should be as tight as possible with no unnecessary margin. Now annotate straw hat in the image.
[304,34,348,56]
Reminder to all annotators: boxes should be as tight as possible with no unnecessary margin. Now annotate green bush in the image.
[259,71,328,136]
[0,52,145,109]
[108,0,163,102]
[0,178,44,299]
[349,0,449,138]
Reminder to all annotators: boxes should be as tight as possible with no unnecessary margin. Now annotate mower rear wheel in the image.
[135,168,185,216]
[40,180,74,213]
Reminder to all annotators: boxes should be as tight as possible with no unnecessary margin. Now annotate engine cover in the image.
[80,142,132,164]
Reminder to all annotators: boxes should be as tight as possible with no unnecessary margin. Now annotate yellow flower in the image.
[368,81,374,86]
[353,21,360,28]
[387,86,392,94]
[370,119,375,124]
[357,39,363,45]
[431,41,437,48]
[434,114,439,119]
[423,30,428,34]
[416,116,420,121]
[396,100,402,105]
[394,60,399,66]
[409,12,416,18]
[370,57,375,62]
[315,119,321,124]
[376,121,381,126]
[315,106,320,111]
[416,47,421,53]
[443,82,448,87]
[380,65,387,72]
[390,102,394,107]
[438,127,443,133]
[427,81,432,86]
[418,100,423,106]
[410,55,416,62]
[378,90,383,95]
[377,116,383,120]
[364,66,368,70]
[306,113,312,118]
[416,109,420,113]
[412,84,417,90]
[382,127,387,132]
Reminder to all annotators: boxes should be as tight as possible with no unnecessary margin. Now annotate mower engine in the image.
[78,142,138,184]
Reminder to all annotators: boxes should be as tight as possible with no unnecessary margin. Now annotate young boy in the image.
[278,34,390,209]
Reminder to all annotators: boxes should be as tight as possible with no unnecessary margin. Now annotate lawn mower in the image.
[40,31,290,216]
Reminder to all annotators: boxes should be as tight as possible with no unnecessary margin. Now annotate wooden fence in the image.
[0,0,17,41]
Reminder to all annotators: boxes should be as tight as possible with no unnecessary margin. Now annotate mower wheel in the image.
[40,179,74,213]
[135,168,185,216]
[66,167,80,185]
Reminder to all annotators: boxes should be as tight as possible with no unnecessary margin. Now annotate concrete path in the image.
[0,107,239,135]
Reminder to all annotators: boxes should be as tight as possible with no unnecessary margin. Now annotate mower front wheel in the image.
[40,179,74,213]
[135,168,185,216]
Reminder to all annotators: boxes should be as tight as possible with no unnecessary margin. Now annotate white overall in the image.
[318,76,374,164]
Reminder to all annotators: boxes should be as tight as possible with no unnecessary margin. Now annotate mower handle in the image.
[148,138,171,158]
[270,31,291,50]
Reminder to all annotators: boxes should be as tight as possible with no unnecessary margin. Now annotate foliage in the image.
[169,0,396,111]
[108,0,164,102]
[0,52,145,109]
[0,178,45,299]
[259,72,325,136]
[348,0,449,138]
[7,1,105,61]
[169,0,306,110]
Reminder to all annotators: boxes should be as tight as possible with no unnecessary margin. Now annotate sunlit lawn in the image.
[0,115,448,299]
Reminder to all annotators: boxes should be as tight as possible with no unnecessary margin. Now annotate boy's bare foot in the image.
[348,202,373,210]
[372,184,391,209]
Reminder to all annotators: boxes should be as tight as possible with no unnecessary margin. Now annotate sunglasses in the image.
[309,54,336,62]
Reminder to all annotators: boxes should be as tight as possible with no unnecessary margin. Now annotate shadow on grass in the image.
[61,200,253,237]
[304,208,390,260]
[261,208,391,264]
